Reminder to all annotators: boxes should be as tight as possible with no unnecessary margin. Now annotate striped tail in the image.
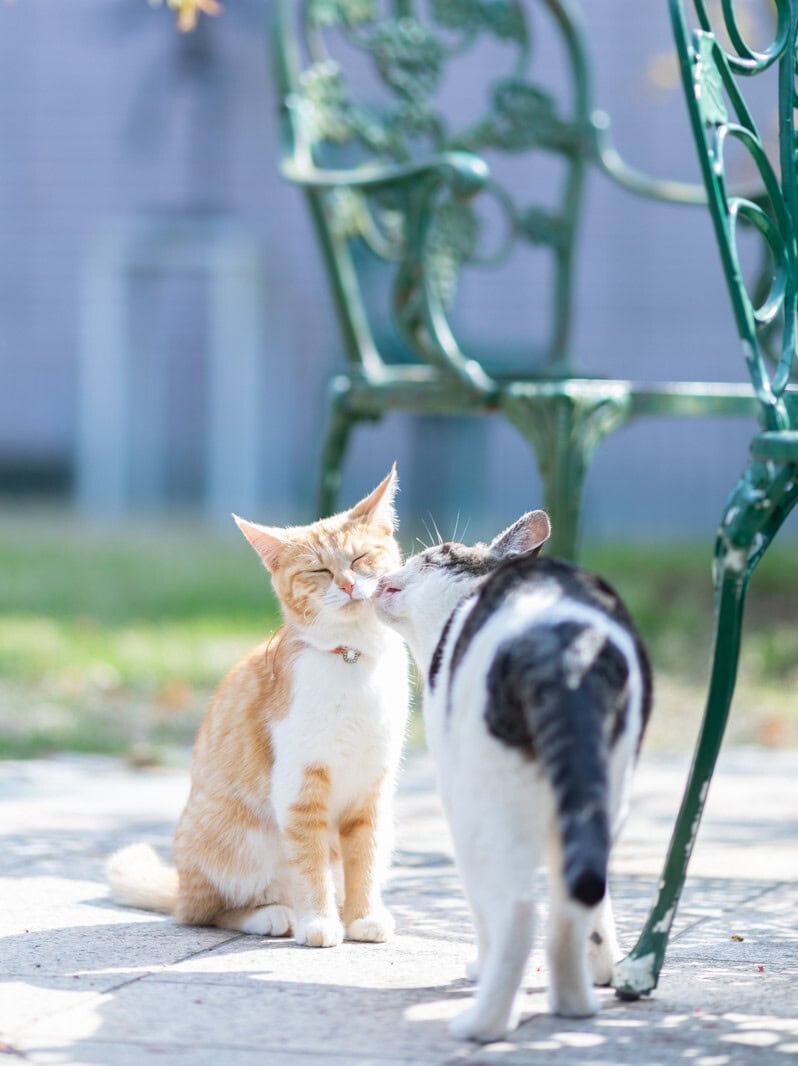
[533,685,610,907]
[485,625,624,908]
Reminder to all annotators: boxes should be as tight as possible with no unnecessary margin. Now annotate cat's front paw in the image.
[294,913,344,948]
[448,1004,517,1044]
[345,909,394,943]
[464,956,480,982]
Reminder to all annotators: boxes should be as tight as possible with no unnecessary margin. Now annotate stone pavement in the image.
[1,748,797,1066]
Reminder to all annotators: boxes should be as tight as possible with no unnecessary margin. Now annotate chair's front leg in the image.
[612,459,798,999]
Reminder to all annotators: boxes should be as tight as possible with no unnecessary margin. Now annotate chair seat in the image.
[750,431,798,464]
[341,368,759,421]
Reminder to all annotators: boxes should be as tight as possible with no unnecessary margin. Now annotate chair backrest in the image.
[272,0,596,379]
[669,0,797,432]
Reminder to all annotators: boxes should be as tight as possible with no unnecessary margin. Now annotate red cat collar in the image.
[331,646,362,664]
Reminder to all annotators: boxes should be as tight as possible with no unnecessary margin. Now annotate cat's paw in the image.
[294,914,344,948]
[464,957,480,982]
[550,988,600,1018]
[240,904,294,937]
[346,909,394,943]
[448,1005,517,1044]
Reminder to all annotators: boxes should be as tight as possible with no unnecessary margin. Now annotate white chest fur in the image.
[270,634,408,824]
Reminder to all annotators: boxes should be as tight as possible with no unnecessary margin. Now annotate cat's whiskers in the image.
[427,513,444,547]
[420,516,444,550]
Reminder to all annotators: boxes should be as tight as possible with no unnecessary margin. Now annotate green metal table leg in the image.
[612,459,798,999]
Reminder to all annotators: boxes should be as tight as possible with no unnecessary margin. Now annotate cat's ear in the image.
[488,510,551,560]
[348,463,399,532]
[232,514,289,572]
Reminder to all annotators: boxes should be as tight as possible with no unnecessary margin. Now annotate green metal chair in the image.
[613,0,798,998]
[271,0,758,559]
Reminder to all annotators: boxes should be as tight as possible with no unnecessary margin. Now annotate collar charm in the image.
[332,646,361,664]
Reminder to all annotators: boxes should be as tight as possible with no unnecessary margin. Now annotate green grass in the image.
[0,516,280,760]
[583,541,798,749]
[1,513,796,760]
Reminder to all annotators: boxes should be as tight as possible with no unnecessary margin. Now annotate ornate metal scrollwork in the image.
[291,0,586,311]
[670,0,798,413]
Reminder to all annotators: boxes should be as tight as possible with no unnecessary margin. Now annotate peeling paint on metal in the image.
[611,951,657,994]
[725,548,748,574]
[653,906,676,935]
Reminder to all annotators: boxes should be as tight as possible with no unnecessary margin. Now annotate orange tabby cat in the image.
[107,467,408,947]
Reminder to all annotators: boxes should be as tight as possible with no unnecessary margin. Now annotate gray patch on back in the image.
[484,621,631,756]
[447,554,652,737]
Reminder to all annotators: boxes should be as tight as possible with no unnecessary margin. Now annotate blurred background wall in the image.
[1,0,793,543]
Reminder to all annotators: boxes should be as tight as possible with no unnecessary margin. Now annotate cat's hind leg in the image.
[447,772,540,1043]
[587,889,620,986]
[172,864,294,937]
[545,846,601,1018]
[216,903,294,937]
[464,908,488,983]
[449,895,535,1043]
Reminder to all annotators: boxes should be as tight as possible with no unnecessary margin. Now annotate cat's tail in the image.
[106,842,179,915]
[535,687,610,909]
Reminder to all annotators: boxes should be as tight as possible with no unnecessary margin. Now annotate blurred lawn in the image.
[0,514,796,761]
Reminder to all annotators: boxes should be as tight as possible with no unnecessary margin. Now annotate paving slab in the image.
[1,748,797,1065]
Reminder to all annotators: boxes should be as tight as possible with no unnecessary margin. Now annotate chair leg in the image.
[612,459,798,999]
[502,390,631,561]
[317,379,358,518]
[536,416,588,562]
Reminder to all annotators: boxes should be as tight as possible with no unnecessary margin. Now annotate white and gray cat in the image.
[375,510,652,1043]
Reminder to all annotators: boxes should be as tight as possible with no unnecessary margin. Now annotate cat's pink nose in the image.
[338,579,354,597]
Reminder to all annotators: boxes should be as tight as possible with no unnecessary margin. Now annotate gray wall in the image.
[0,1,792,543]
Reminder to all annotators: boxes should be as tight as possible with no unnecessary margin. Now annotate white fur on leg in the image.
[441,719,547,1042]
[587,890,620,986]
[238,904,294,937]
[294,912,344,948]
[546,893,600,1017]
[465,909,489,982]
[449,897,533,1043]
